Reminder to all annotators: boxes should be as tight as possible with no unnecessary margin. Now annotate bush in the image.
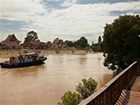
[58,91,80,105]
[76,78,97,99]
[58,78,97,105]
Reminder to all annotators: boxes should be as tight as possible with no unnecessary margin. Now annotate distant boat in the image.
[0,51,47,68]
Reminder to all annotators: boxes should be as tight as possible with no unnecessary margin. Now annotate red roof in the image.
[3,34,20,43]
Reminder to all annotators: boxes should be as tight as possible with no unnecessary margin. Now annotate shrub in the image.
[76,78,97,99]
[58,91,80,105]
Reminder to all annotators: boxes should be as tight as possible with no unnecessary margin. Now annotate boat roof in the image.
[21,52,39,56]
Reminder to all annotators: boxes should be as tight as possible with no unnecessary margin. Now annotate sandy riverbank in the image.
[0,49,94,58]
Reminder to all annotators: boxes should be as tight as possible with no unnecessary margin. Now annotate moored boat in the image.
[0,51,47,68]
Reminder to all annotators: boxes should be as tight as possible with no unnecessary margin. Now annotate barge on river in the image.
[0,51,47,68]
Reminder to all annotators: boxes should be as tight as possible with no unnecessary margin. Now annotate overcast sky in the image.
[0,0,140,43]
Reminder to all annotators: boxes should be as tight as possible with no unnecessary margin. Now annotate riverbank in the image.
[0,49,94,58]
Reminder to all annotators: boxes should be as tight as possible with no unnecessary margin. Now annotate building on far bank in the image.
[91,36,102,52]
[0,43,7,49]
[21,39,48,49]
[51,38,64,48]
[0,34,21,49]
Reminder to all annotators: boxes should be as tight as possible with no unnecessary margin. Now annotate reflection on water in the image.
[11,65,46,76]
[0,53,112,105]
[99,74,113,88]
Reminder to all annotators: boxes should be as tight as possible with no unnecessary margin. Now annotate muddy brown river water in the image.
[0,53,112,105]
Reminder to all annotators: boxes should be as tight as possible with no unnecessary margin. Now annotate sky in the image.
[0,0,140,43]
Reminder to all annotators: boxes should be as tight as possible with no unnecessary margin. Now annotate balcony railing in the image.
[79,61,137,105]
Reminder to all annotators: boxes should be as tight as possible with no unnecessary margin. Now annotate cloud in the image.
[30,2,139,42]
[60,0,77,7]
[77,0,140,4]
[0,19,27,32]
[0,0,47,22]
[0,0,140,43]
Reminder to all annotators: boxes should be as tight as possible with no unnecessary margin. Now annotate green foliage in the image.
[102,15,140,71]
[64,37,89,49]
[58,78,97,105]
[24,31,38,43]
[75,37,88,48]
[66,41,75,47]
[58,91,80,105]
[76,78,97,99]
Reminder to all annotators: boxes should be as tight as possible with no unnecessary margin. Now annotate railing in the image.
[79,61,138,105]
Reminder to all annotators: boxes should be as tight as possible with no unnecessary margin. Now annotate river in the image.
[0,53,112,105]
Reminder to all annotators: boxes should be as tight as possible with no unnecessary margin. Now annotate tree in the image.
[102,15,140,71]
[76,78,97,99]
[75,37,88,48]
[58,91,80,105]
[24,31,38,43]
[65,41,74,47]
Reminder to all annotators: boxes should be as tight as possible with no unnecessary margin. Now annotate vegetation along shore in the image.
[0,31,102,53]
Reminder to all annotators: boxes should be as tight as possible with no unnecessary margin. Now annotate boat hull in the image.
[0,58,47,68]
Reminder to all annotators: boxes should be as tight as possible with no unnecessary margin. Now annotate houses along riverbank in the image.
[0,31,102,52]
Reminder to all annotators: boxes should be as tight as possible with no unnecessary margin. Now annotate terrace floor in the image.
[126,77,140,105]
[131,77,140,92]
[126,90,140,105]
[116,77,140,105]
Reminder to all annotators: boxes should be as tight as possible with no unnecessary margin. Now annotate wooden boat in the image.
[0,51,47,68]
